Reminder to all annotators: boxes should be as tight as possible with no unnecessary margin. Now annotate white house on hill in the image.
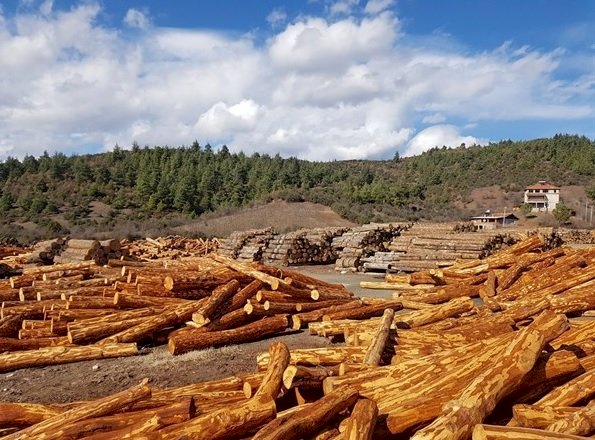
[524,181,560,212]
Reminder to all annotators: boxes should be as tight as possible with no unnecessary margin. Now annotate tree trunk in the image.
[0,343,138,373]
[472,424,591,440]
[340,398,378,440]
[251,387,358,440]
[168,315,288,355]
[363,308,394,366]
[191,279,240,325]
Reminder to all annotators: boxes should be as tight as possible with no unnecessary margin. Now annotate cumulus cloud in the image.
[0,1,591,161]
[404,125,489,157]
[124,8,150,29]
[329,0,360,16]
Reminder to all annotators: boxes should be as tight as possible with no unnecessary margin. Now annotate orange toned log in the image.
[112,292,187,309]
[472,424,592,440]
[341,398,378,440]
[68,316,149,344]
[363,308,394,366]
[1,379,151,440]
[148,397,276,440]
[212,254,289,290]
[252,386,358,440]
[221,279,264,314]
[322,301,402,322]
[168,314,288,355]
[536,369,595,407]
[57,398,194,440]
[546,399,595,436]
[0,336,70,353]
[282,365,340,390]
[0,343,138,372]
[80,414,163,440]
[0,315,22,337]
[394,297,474,329]
[512,404,578,429]
[254,341,291,401]
[407,323,547,440]
[101,299,206,344]
[293,300,363,330]
[0,402,63,428]
[191,279,240,325]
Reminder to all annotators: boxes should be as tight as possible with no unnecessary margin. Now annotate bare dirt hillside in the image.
[173,200,355,237]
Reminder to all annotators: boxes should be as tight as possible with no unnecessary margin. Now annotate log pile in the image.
[262,227,348,266]
[333,223,408,272]
[218,227,276,261]
[2,237,595,439]
[24,238,67,264]
[559,228,595,245]
[53,239,127,265]
[0,253,357,371]
[126,236,220,260]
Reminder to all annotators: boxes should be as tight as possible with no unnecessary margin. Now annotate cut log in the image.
[322,301,402,322]
[546,399,595,435]
[0,343,138,373]
[191,279,240,325]
[67,316,149,344]
[536,369,595,407]
[0,379,151,440]
[253,341,291,401]
[251,386,358,440]
[340,398,378,440]
[393,297,474,329]
[0,403,63,428]
[168,315,289,355]
[363,308,394,366]
[212,254,289,290]
[512,404,578,429]
[0,315,22,338]
[472,424,592,440]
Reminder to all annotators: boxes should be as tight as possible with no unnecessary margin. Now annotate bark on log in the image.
[0,336,70,353]
[68,316,149,344]
[399,318,550,439]
[546,399,595,436]
[212,254,289,290]
[168,315,288,355]
[472,424,592,440]
[0,315,22,338]
[0,343,138,373]
[75,415,163,440]
[536,369,595,407]
[340,398,378,440]
[322,301,402,322]
[251,387,358,440]
[512,404,577,429]
[394,297,474,329]
[253,341,291,401]
[191,279,240,325]
[1,379,151,440]
[363,308,394,366]
[293,300,363,329]
[0,403,63,428]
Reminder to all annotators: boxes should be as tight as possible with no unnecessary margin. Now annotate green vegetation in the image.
[552,203,572,224]
[519,203,534,216]
[0,134,593,242]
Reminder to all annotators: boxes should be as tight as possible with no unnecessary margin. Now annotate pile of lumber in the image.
[559,228,595,245]
[2,236,595,439]
[25,238,67,264]
[333,223,408,272]
[54,239,127,265]
[384,223,526,272]
[126,236,220,260]
[218,227,276,261]
[0,253,358,370]
[262,227,348,266]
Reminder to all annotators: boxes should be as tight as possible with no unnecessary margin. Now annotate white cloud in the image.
[266,8,287,28]
[124,8,150,30]
[329,0,360,16]
[364,0,394,15]
[404,125,488,157]
[0,2,591,161]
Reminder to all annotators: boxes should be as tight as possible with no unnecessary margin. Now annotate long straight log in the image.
[251,387,358,440]
[212,254,289,290]
[0,315,22,337]
[0,336,71,353]
[512,404,578,429]
[0,343,138,373]
[546,399,595,435]
[340,398,378,440]
[293,300,363,329]
[393,297,474,329]
[253,342,291,401]
[191,279,240,325]
[363,308,394,366]
[168,315,289,355]
[1,379,151,440]
[472,424,592,440]
[322,301,402,321]
[80,414,163,440]
[68,316,149,344]
[0,403,63,429]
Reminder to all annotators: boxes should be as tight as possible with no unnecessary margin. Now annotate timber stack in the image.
[54,239,127,265]
[25,238,67,264]
[0,252,356,371]
[333,223,408,272]
[218,227,275,261]
[2,237,595,438]
[126,236,220,260]
[262,227,348,266]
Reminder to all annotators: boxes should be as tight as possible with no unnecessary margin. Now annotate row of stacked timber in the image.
[262,227,348,266]
[24,238,66,264]
[125,236,220,260]
[332,223,409,272]
[53,239,128,265]
[218,227,276,262]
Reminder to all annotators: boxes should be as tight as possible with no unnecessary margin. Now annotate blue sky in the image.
[0,0,593,160]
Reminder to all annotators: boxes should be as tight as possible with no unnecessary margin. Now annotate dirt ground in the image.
[0,266,390,404]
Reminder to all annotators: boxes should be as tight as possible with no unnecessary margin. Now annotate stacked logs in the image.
[3,237,595,439]
[25,238,67,264]
[126,236,220,260]
[0,253,358,371]
[332,223,408,272]
[53,239,127,265]
[218,227,276,261]
[262,227,348,266]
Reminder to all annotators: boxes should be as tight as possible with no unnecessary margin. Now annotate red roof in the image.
[526,182,559,190]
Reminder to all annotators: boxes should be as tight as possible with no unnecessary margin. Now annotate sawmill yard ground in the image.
[0,266,389,404]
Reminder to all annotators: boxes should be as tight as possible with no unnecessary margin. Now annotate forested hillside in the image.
[0,134,593,241]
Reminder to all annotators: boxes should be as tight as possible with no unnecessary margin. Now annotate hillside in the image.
[0,134,593,242]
